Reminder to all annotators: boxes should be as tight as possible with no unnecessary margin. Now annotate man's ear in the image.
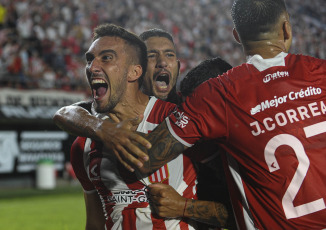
[283,19,292,52]
[232,28,241,44]
[128,64,142,82]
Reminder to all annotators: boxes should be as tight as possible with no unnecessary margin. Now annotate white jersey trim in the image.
[226,154,257,230]
[137,97,158,133]
[166,117,193,148]
[247,52,288,72]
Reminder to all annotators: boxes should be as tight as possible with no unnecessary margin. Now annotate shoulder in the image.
[286,53,326,67]
[150,97,177,119]
[71,136,87,154]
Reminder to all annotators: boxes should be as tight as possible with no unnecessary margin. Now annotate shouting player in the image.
[63,24,229,229]
[110,0,326,229]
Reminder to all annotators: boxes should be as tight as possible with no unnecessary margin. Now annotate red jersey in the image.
[71,97,198,230]
[167,52,326,229]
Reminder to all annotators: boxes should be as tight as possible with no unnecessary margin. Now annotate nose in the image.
[87,58,101,74]
[156,54,168,68]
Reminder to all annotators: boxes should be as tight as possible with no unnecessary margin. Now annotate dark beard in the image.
[93,71,128,113]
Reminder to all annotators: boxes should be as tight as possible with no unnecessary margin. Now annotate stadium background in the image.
[0,0,325,229]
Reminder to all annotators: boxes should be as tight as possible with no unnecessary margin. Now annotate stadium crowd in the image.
[0,0,325,91]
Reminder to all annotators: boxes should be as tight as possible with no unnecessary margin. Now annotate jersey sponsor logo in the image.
[250,99,326,136]
[174,111,190,128]
[250,86,322,115]
[107,188,148,204]
[263,71,289,83]
[148,164,169,183]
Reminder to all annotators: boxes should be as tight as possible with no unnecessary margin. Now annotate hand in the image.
[98,116,151,172]
[148,183,186,218]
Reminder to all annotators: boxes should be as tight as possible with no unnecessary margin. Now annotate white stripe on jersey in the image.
[137,97,157,132]
[166,117,193,147]
[226,154,257,230]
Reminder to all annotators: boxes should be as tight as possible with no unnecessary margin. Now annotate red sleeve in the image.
[167,77,228,146]
[70,137,96,191]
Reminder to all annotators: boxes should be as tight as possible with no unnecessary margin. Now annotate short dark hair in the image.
[231,0,287,41]
[180,57,232,97]
[139,28,175,47]
[93,24,147,87]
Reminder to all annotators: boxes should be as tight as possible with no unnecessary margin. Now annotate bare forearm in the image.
[184,199,228,227]
[53,106,103,140]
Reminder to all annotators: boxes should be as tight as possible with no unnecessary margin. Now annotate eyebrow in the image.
[99,49,117,56]
[147,49,176,54]
[85,49,118,59]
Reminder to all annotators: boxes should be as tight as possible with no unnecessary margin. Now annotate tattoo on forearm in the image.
[186,199,228,227]
[141,122,187,172]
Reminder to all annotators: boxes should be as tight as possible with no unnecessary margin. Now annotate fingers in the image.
[148,183,166,193]
[112,149,135,172]
[114,144,144,171]
[108,113,120,123]
[130,132,152,150]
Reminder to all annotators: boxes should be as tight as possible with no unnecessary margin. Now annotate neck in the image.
[243,39,287,59]
[109,88,149,127]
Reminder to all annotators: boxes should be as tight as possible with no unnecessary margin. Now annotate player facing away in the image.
[110,0,326,229]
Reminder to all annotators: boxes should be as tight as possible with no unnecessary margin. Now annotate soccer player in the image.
[70,23,198,229]
[65,24,229,229]
[110,0,326,229]
[53,29,180,138]
[147,57,236,229]
[139,28,180,103]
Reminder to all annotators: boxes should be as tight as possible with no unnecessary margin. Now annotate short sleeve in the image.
[167,77,228,145]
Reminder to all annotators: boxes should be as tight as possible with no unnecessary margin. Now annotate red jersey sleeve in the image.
[167,76,228,146]
[70,137,96,192]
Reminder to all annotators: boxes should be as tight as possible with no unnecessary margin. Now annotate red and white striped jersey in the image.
[71,97,198,230]
[167,53,326,229]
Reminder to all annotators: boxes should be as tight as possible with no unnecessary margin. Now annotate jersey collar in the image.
[246,52,288,71]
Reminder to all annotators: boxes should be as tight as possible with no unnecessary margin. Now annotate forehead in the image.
[144,37,176,52]
[87,36,127,54]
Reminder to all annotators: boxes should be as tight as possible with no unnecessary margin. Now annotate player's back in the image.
[218,52,326,229]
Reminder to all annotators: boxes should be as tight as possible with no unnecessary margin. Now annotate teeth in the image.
[92,79,106,84]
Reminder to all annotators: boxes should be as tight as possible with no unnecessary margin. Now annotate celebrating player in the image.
[111,0,326,229]
[63,24,231,229]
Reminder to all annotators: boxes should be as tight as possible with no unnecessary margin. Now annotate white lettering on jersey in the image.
[263,71,289,83]
[107,188,148,204]
[250,100,326,136]
[250,86,322,115]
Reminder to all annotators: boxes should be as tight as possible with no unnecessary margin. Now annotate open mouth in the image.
[91,79,108,100]
[154,73,170,91]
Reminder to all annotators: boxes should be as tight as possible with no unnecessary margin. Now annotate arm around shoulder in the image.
[53,103,104,140]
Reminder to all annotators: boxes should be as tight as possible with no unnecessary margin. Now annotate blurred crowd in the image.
[0,0,325,91]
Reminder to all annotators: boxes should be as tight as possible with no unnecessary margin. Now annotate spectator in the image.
[0,0,324,90]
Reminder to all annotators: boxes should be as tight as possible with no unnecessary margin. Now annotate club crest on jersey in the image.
[174,111,189,128]
[263,71,289,83]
